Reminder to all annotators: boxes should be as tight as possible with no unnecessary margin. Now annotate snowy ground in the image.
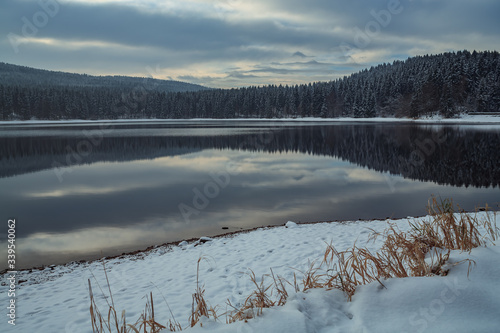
[1,213,499,333]
[1,114,500,125]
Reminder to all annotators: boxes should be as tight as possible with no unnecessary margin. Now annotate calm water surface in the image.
[0,120,499,269]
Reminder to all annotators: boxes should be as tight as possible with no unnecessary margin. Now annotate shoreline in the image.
[1,114,500,125]
[0,211,481,276]
[0,217,415,275]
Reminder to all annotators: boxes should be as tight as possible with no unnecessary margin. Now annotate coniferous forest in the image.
[0,50,499,120]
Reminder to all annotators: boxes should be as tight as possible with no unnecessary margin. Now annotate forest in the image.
[0,50,499,120]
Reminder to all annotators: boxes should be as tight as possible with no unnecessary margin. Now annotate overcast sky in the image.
[1,0,499,88]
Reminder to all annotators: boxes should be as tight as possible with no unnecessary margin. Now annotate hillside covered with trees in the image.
[0,50,499,120]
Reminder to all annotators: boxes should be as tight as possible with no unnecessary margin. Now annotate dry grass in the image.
[226,270,276,323]
[88,261,129,333]
[414,197,498,251]
[320,243,397,300]
[300,261,328,291]
[88,197,498,330]
[189,257,218,328]
[89,256,219,332]
[89,282,174,333]
[316,197,498,300]
[88,261,182,332]
[133,293,168,333]
[270,268,289,306]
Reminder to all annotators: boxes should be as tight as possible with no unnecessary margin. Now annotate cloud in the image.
[292,51,309,58]
[0,0,498,88]
[226,71,259,79]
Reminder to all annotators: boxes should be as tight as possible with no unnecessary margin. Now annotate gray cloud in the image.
[1,0,340,53]
[292,51,309,58]
[248,61,337,75]
[226,71,259,79]
[0,0,498,88]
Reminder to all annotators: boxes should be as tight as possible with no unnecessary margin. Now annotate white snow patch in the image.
[1,212,499,333]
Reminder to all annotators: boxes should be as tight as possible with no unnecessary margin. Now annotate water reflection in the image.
[0,122,499,269]
[1,123,499,187]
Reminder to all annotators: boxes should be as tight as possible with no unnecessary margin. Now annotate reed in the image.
[88,261,181,332]
[189,256,218,328]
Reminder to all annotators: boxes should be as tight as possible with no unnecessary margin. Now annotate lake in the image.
[0,120,499,269]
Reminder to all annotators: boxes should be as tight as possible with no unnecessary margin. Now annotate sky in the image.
[0,0,499,88]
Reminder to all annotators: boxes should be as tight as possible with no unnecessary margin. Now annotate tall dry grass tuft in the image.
[189,256,218,328]
[300,261,327,291]
[88,261,181,332]
[133,292,168,333]
[88,261,130,333]
[322,244,385,301]
[318,197,498,300]
[226,270,276,323]
[415,196,499,251]
[270,268,289,306]
[89,281,174,333]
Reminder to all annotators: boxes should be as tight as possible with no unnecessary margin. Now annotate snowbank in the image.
[1,213,499,332]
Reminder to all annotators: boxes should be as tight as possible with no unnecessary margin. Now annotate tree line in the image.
[0,50,499,120]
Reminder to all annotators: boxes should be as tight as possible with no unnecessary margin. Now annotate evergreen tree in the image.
[1,51,499,120]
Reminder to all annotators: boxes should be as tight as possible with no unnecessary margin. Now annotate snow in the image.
[1,114,500,126]
[347,245,500,333]
[1,213,499,333]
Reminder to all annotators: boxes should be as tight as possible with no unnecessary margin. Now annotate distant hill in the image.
[0,50,499,120]
[0,62,209,93]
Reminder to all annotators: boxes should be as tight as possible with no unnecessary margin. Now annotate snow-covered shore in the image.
[1,213,499,333]
[1,114,500,126]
